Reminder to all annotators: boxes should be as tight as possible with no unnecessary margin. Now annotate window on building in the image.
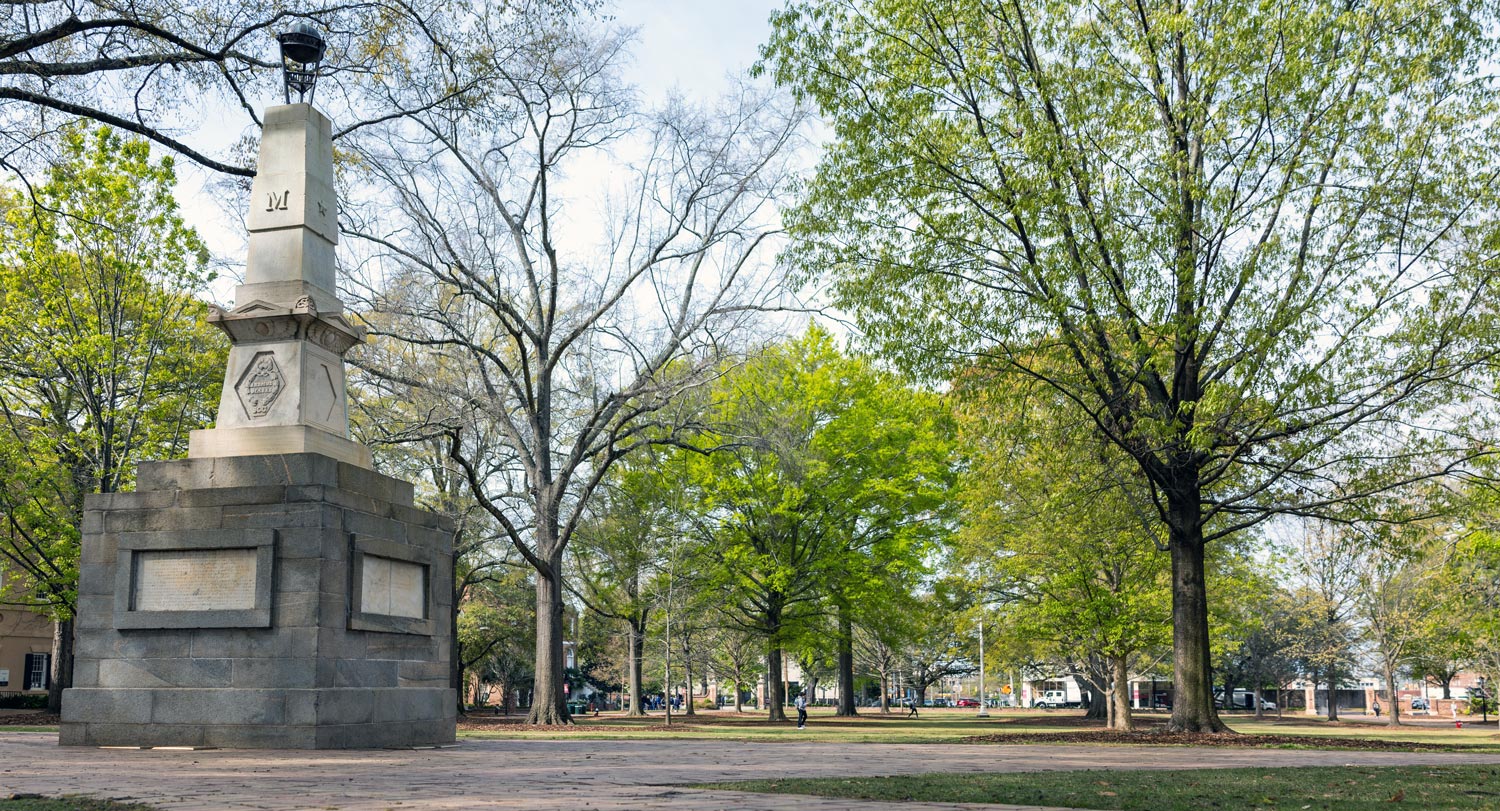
[23,653,49,691]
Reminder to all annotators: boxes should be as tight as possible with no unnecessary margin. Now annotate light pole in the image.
[977,618,989,717]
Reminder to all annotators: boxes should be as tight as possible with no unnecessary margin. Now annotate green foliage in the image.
[0,694,47,710]
[686,325,954,649]
[458,566,536,706]
[764,0,1500,728]
[952,370,1171,682]
[0,125,221,617]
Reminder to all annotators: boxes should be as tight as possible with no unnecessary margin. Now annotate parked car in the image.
[1411,697,1430,711]
[955,698,980,708]
[930,698,950,707]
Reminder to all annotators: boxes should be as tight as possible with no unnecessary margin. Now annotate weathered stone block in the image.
[151,688,286,725]
[231,657,317,688]
[316,658,397,689]
[99,658,232,689]
[60,689,152,724]
[189,627,317,659]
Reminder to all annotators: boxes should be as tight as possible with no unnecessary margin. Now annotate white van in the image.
[1036,689,1075,709]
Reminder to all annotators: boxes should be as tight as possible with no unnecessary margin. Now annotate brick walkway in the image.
[3,732,1500,810]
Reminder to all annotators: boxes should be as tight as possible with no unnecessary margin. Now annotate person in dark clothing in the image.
[794,692,808,729]
[906,699,919,718]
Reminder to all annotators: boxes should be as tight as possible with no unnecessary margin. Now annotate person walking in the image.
[795,692,808,729]
[906,698,919,718]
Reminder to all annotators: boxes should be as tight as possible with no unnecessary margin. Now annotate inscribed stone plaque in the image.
[133,549,258,612]
[360,555,426,619]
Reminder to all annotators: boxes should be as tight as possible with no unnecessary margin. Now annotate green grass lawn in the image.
[455,708,1500,750]
[694,764,1500,810]
[0,797,155,811]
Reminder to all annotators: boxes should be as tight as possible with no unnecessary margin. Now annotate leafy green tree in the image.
[569,459,676,716]
[897,593,977,707]
[708,626,765,712]
[457,565,536,714]
[1218,587,1300,719]
[0,125,221,710]
[764,0,1500,731]
[953,370,1170,729]
[686,325,951,721]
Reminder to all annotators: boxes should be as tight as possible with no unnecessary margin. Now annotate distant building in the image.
[0,605,53,696]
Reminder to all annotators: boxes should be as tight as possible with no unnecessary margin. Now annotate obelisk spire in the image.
[189,103,370,468]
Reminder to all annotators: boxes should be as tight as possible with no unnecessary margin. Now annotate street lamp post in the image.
[977,618,989,718]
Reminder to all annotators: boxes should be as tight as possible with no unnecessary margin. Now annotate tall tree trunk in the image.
[1307,667,1320,716]
[879,672,891,713]
[46,618,73,714]
[683,644,696,717]
[450,552,464,715]
[732,662,744,712]
[836,604,857,716]
[1111,655,1133,731]
[1078,668,1106,720]
[1166,497,1227,733]
[765,643,788,722]
[527,551,570,724]
[626,616,647,716]
[1385,662,1402,727]
[1325,662,1341,722]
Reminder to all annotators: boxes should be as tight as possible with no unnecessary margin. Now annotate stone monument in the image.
[58,103,457,749]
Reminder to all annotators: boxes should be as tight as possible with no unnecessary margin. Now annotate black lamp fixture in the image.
[277,23,327,104]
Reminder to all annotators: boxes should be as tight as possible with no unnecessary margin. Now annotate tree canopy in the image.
[764,0,1500,731]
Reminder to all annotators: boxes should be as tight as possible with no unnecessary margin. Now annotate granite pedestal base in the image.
[60,453,456,749]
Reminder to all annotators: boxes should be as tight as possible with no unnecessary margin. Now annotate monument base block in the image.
[60,453,455,749]
[59,687,453,749]
[189,425,373,468]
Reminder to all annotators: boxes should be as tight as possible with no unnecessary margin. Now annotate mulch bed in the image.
[964,730,1480,750]
[457,714,698,732]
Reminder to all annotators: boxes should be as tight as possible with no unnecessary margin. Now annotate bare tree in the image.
[1287,522,1363,722]
[854,624,900,714]
[1356,521,1458,727]
[342,14,802,723]
[0,0,494,177]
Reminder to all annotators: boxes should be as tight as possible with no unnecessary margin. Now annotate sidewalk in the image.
[3,732,1500,810]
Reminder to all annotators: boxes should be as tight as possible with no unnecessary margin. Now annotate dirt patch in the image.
[0,710,58,726]
[964,730,1481,751]
[457,714,704,732]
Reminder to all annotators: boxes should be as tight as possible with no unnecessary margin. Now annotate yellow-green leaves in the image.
[0,125,223,618]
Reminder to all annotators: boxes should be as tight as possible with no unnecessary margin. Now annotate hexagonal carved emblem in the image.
[236,352,285,419]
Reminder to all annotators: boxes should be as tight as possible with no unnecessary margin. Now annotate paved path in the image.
[3,732,1500,810]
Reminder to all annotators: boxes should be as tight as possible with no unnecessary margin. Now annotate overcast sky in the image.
[613,0,783,102]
